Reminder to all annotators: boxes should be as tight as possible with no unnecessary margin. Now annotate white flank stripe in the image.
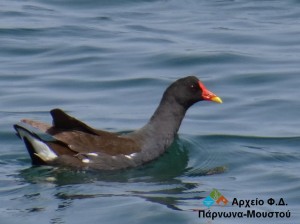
[86,153,98,157]
[129,153,137,157]
[82,158,90,163]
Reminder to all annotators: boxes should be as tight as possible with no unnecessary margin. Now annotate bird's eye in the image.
[190,84,197,90]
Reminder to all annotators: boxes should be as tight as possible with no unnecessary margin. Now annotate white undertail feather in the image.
[18,128,58,162]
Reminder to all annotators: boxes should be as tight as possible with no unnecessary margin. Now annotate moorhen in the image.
[14,76,222,170]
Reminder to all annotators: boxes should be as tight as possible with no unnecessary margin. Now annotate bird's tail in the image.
[14,123,57,165]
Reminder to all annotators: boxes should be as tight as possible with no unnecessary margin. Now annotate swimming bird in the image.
[14,76,222,170]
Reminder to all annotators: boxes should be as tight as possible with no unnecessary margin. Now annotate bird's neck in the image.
[132,97,187,153]
[148,97,187,135]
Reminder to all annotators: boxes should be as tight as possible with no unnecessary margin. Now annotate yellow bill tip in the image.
[211,96,223,104]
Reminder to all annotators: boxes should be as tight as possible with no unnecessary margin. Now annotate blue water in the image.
[1,0,300,223]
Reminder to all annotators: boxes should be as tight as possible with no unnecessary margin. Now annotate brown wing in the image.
[50,108,115,137]
[21,109,141,156]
